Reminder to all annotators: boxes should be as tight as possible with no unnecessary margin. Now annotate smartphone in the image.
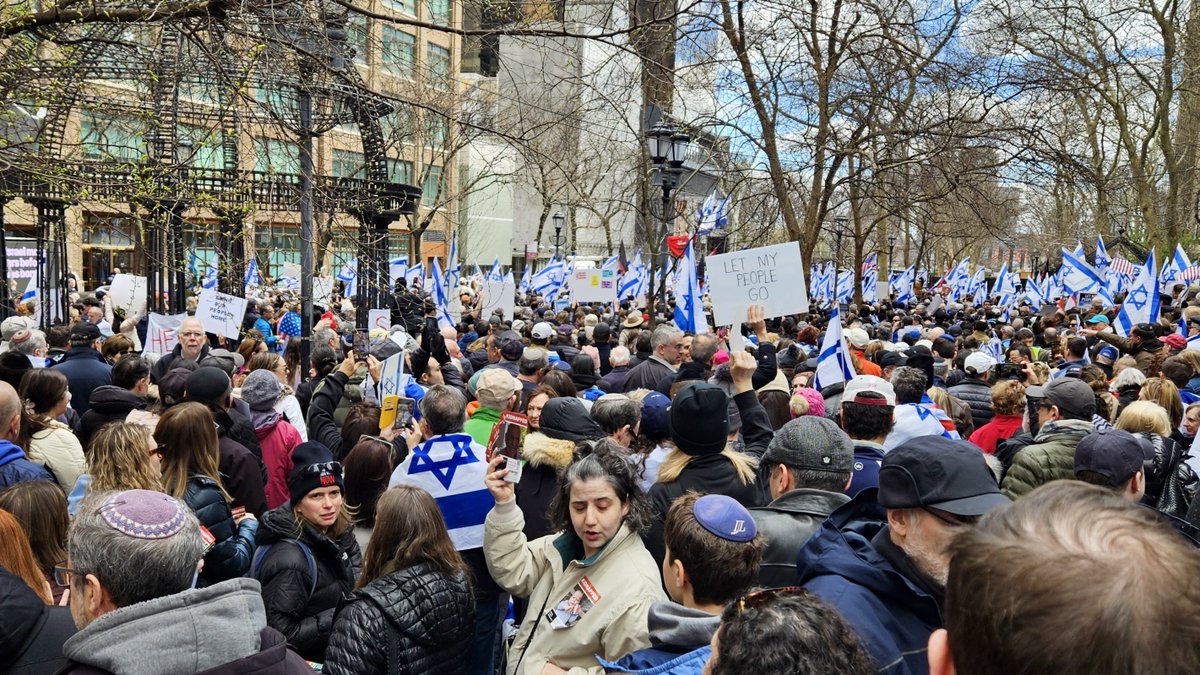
[995,363,1023,380]
[352,330,369,361]
[379,395,398,431]
[393,397,416,430]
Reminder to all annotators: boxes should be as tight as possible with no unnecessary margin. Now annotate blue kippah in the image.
[99,490,189,540]
[693,494,757,542]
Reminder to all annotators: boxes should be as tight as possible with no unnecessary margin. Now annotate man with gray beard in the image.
[796,436,1009,675]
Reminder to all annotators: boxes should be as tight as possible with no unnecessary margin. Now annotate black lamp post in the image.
[833,216,847,267]
[887,234,897,272]
[645,122,690,323]
[552,211,565,258]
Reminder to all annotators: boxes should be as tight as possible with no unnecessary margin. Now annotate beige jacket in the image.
[484,500,665,675]
[27,419,87,492]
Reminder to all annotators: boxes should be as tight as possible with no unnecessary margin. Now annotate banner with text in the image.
[568,268,618,303]
[143,312,189,356]
[196,288,248,339]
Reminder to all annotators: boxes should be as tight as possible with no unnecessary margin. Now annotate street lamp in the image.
[552,211,565,258]
[886,234,897,272]
[645,121,690,323]
[833,217,847,267]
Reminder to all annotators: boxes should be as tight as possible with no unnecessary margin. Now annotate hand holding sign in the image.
[707,242,809,327]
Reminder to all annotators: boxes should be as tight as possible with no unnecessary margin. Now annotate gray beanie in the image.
[760,416,854,474]
[241,369,282,411]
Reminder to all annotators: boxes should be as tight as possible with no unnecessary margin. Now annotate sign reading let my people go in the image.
[706,241,809,326]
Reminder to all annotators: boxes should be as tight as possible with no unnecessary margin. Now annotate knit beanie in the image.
[288,441,344,504]
[670,383,730,456]
[241,369,282,411]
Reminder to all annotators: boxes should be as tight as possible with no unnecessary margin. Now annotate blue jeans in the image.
[468,591,507,674]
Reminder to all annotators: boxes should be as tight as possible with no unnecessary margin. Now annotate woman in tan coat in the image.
[483,441,665,675]
[18,369,86,492]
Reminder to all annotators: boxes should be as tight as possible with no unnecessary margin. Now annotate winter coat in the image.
[947,378,994,429]
[184,474,257,586]
[217,432,269,518]
[1135,431,1199,518]
[0,565,76,674]
[252,410,303,510]
[595,342,614,376]
[464,405,502,449]
[389,289,425,335]
[0,440,54,491]
[620,357,676,393]
[968,414,1024,454]
[51,347,112,415]
[847,442,884,498]
[77,386,146,449]
[307,371,352,460]
[517,432,576,541]
[254,504,362,663]
[56,578,313,675]
[324,562,475,675]
[484,500,666,675]
[750,488,850,588]
[597,365,632,394]
[26,419,87,493]
[595,602,718,675]
[797,491,942,675]
[1094,331,1167,377]
[1000,418,1094,500]
[271,393,308,441]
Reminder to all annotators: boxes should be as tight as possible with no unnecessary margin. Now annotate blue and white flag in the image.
[19,273,36,304]
[445,234,460,290]
[965,268,988,300]
[404,262,424,289]
[388,256,408,283]
[1115,249,1160,337]
[336,258,357,298]
[991,262,1017,306]
[429,258,455,329]
[861,253,878,301]
[531,257,564,296]
[518,264,531,294]
[1094,236,1111,276]
[470,264,485,286]
[387,434,492,550]
[601,255,620,273]
[813,308,856,392]
[1161,244,1191,287]
[673,239,708,334]
[835,269,854,304]
[487,258,504,283]
[696,192,730,233]
[891,265,915,304]
[243,259,260,294]
[1060,247,1104,295]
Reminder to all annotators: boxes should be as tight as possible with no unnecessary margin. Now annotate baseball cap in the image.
[1160,334,1187,350]
[693,494,757,543]
[185,366,232,405]
[877,350,907,369]
[1025,377,1096,420]
[69,322,102,343]
[761,417,854,474]
[964,351,997,376]
[531,322,554,341]
[842,375,896,406]
[476,368,521,409]
[844,327,870,349]
[1095,345,1119,364]
[639,392,670,440]
[1087,314,1110,324]
[1074,428,1153,487]
[878,436,1010,516]
[498,332,525,360]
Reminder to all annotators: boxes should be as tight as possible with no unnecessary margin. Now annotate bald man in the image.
[0,380,53,489]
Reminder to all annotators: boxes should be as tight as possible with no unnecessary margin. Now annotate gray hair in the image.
[313,327,340,355]
[10,329,47,356]
[890,366,929,405]
[519,347,548,376]
[419,384,467,436]
[651,325,683,352]
[610,345,631,366]
[69,491,204,608]
[591,394,641,436]
[1111,366,1147,392]
[690,334,719,365]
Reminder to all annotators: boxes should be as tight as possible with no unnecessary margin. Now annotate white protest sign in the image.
[479,278,516,320]
[377,352,407,399]
[368,309,391,331]
[875,277,889,302]
[142,312,188,356]
[568,268,618,303]
[109,274,148,320]
[195,288,248,340]
[313,277,334,306]
[706,241,809,326]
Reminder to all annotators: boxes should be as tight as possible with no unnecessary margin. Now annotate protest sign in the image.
[109,274,148,320]
[313,277,334,306]
[195,288,248,339]
[706,242,809,326]
[143,313,189,356]
[368,309,391,331]
[479,277,517,320]
[568,268,618,303]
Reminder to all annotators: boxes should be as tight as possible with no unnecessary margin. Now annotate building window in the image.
[426,0,450,24]
[422,164,442,207]
[381,106,414,143]
[253,137,301,174]
[425,113,449,148]
[253,225,301,273]
[381,27,416,78]
[332,148,366,178]
[426,43,451,88]
[389,235,410,260]
[254,87,295,118]
[80,113,147,162]
[382,0,416,16]
[388,158,413,184]
[347,13,369,65]
[179,124,224,170]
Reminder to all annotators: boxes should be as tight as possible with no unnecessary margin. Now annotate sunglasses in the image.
[921,506,978,528]
[733,586,808,616]
[151,444,166,459]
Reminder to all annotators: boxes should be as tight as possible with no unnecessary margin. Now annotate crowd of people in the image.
[3,274,1200,674]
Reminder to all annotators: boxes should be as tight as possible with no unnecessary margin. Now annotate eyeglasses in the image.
[53,565,88,587]
[733,586,808,616]
[151,444,166,459]
[921,507,978,528]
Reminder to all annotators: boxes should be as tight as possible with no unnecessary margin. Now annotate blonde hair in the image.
[927,386,951,411]
[1116,400,1172,437]
[990,380,1027,417]
[290,501,353,539]
[155,402,230,502]
[1139,378,1183,429]
[656,446,757,486]
[87,422,162,493]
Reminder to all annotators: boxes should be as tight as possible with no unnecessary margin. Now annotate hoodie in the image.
[0,439,54,490]
[596,602,719,674]
[59,578,312,675]
[78,386,147,449]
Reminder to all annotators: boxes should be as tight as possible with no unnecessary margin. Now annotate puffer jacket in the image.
[516,432,577,541]
[324,562,474,675]
[1136,432,1199,518]
[484,500,666,675]
[252,410,302,510]
[0,440,54,490]
[947,378,994,429]
[27,419,87,493]
[254,503,362,663]
[184,474,257,586]
[77,386,146,449]
[1000,419,1093,500]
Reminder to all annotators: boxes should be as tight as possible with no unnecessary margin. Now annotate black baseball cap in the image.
[1074,428,1153,487]
[69,322,102,343]
[878,436,1010,516]
[1025,378,1096,420]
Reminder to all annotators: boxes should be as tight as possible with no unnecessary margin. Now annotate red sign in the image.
[666,235,691,258]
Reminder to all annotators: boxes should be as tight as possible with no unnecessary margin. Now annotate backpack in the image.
[249,538,317,599]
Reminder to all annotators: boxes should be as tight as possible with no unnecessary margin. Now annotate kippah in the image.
[693,494,757,543]
[9,329,30,345]
[99,489,189,539]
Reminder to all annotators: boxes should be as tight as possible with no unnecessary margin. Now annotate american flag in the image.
[1109,256,1136,277]
[1181,266,1200,281]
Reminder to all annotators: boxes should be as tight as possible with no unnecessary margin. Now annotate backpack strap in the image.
[250,539,318,599]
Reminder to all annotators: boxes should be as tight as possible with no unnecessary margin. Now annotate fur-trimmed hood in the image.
[521,431,576,469]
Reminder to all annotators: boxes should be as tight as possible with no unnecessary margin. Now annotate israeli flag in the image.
[387,434,492,550]
[1161,244,1191,287]
[992,262,1016,306]
[965,268,987,300]
[445,234,460,290]
[1115,249,1160,337]
[1059,247,1104,295]
[673,239,708,334]
[531,257,564,295]
[1094,236,1111,276]
[243,259,260,294]
[429,258,455,330]
[519,265,531,294]
[336,258,357,298]
[835,269,854,303]
[19,275,36,304]
[389,256,408,283]
[487,258,504,283]
[405,262,424,288]
[697,192,730,233]
[861,253,878,301]
[891,265,915,304]
[601,255,620,273]
[813,308,856,392]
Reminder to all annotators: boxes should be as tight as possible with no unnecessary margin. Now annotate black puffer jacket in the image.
[947,377,995,429]
[184,474,257,586]
[1137,432,1199,518]
[77,386,146,449]
[324,562,474,675]
[254,504,362,663]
